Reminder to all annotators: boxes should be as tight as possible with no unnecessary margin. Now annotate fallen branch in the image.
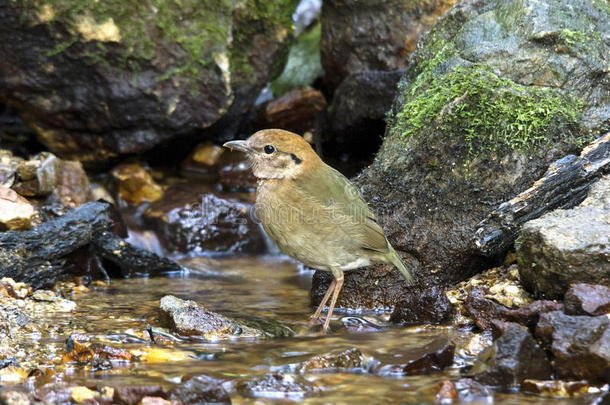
[0,201,183,288]
[473,132,610,257]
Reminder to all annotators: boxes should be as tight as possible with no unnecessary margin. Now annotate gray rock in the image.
[295,348,366,372]
[582,175,610,209]
[517,207,610,299]
[536,311,610,383]
[159,295,293,339]
[315,0,610,308]
[473,321,553,387]
[169,375,231,405]
[238,373,319,399]
[564,283,610,316]
[0,1,295,165]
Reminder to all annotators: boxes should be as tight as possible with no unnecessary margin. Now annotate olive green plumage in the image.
[224,129,414,331]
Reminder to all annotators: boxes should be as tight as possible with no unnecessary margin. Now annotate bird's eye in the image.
[264,145,275,154]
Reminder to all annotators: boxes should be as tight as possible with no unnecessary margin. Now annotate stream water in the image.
[17,256,596,404]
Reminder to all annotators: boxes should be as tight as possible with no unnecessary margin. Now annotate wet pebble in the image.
[238,373,319,399]
[564,283,610,316]
[473,321,552,387]
[521,379,589,398]
[169,375,231,405]
[295,348,366,372]
[535,311,610,383]
[113,386,168,405]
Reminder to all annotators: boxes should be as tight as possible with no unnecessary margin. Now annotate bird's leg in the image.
[322,269,344,332]
[310,279,336,321]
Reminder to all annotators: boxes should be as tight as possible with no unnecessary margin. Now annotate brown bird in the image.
[224,129,414,331]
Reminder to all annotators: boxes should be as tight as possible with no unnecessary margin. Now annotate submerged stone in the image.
[169,375,231,405]
[296,348,365,372]
[238,373,319,399]
[112,163,164,206]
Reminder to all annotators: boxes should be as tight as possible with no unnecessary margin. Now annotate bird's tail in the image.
[387,244,415,285]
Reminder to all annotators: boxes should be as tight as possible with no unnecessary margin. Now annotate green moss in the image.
[396,64,584,156]
[559,29,588,45]
[271,22,322,96]
[19,0,235,81]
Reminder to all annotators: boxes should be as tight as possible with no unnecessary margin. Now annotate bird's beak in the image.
[223,140,251,153]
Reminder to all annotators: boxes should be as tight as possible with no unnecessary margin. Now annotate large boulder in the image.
[0,0,295,165]
[313,0,610,309]
[320,0,458,90]
[517,176,610,299]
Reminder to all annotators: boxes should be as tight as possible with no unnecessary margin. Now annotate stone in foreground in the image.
[159,295,293,339]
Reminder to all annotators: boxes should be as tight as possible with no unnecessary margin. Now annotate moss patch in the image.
[395,63,585,156]
[12,0,294,83]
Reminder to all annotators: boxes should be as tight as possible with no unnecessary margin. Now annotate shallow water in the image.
[18,256,597,404]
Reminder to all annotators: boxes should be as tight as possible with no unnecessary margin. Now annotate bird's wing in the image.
[296,164,390,254]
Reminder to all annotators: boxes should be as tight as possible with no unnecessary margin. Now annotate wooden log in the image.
[473,132,610,257]
[0,201,183,288]
[92,231,183,277]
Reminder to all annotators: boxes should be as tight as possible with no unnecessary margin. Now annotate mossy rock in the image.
[0,0,296,164]
[312,0,610,309]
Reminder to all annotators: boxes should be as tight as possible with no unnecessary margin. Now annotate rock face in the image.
[320,0,458,90]
[315,0,610,309]
[536,311,610,383]
[517,177,610,299]
[143,183,265,255]
[0,1,295,165]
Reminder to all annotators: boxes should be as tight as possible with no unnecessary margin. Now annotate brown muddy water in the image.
[4,256,598,404]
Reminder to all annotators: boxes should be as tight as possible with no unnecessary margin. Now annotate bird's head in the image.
[223,129,320,179]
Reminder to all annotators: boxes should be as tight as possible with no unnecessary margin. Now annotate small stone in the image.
[536,311,610,383]
[138,397,175,405]
[257,87,326,135]
[239,373,318,399]
[296,348,365,372]
[402,340,455,375]
[31,290,57,302]
[436,380,458,402]
[112,163,164,205]
[0,391,31,405]
[474,321,552,387]
[69,386,98,403]
[143,184,264,255]
[217,152,257,192]
[0,185,35,230]
[453,379,494,403]
[113,386,168,405]
[564,283,610,316]
[191,144,224,166]
[390,286,453,325]
[169,375,231,405]
[521,379,589,398]
[159,295,293,339]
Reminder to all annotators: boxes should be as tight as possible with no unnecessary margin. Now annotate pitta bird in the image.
[224,129,414,331]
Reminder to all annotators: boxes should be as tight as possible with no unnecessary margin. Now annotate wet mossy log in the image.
[0,201,181,288]
[474,132,610,257]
